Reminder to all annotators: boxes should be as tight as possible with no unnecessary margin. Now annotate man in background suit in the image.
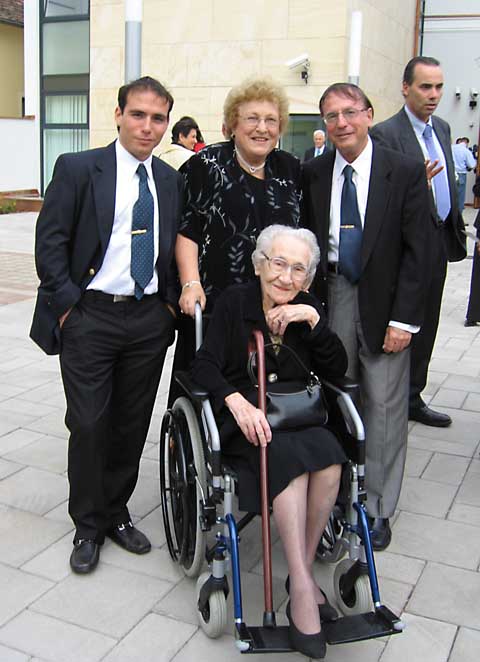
[371,56,466,428]
[302,83,430,549]
[30,77,183,573]
[303,129,328,161]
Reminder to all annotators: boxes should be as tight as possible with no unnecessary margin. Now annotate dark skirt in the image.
[221,425,347,513]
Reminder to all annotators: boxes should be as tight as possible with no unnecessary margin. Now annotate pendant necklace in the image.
[235,148,266,174]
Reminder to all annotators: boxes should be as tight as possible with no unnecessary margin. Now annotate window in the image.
[44,1,89,18]
[280,115,328,162]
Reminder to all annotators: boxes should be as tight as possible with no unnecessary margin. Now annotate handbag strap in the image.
[247,341,320,388]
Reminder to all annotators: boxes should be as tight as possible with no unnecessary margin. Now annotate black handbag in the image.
[247,343,328,431]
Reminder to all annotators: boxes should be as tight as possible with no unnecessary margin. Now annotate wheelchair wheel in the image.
[333,559,372,616]
[316,511,347,564]
[159,397,207,578]
[196,572,228,638]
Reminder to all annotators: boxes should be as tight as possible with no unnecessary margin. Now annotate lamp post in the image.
[348,11,362,85]
[125,0,142,82]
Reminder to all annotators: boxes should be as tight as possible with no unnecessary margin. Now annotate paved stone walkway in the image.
[0,211,479,661]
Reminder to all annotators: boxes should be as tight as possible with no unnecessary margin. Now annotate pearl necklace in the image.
[234,148,266,174]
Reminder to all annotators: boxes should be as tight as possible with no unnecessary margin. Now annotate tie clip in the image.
[131,229,147,235]
[340,224,355,229]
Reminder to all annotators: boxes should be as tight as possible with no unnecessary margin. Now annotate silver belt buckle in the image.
[113,294,130,303]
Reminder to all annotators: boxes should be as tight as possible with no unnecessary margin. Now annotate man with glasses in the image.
[302,82,430,550]
[370,57,467,428]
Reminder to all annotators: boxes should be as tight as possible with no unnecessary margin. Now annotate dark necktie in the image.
[423,124,451,221]
[131,164,154,300]
[338,164,362,283]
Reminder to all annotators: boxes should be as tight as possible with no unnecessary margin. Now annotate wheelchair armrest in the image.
[174,371,209,400]
[321,376,359,395]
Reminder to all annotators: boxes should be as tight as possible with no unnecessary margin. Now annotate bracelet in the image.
[181,280,201,290]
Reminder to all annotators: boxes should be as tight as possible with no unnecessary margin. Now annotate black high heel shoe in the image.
[286,601,327,659]
[285,575,338,622]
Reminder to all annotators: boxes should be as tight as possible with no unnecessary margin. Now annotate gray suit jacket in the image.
[30,142,183,355]
[370,107,466,263]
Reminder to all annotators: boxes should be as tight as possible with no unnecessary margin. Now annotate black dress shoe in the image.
[464,320,478,327]
[368,517,392,551]
[107,521,151,554]
[409,404,452,428]
[70,539,100,574]
[285,576,338,622]
[286,601,326,659]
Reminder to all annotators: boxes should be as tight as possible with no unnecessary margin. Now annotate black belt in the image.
[83,290,156,303]
[328,262,340,274]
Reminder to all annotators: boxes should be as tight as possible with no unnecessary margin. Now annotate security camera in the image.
[285,53,310,70]
[455,87,461,99]
[470,88,478,99]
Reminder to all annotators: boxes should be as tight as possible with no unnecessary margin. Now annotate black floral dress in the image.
[168,141,302,405]
[178,139,302,312]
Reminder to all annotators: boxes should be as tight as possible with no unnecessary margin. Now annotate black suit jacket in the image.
[302,143,430,354]
[370,107,466,262]
[30,142,183,355]
[303,145,330,162]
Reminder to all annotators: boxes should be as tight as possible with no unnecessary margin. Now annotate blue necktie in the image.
[131,164,154,300]
[423,124,451,221]
[338,165,362,284]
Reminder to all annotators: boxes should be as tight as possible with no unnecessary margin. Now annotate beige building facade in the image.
[0,21,24,117]
[90,0,418,150]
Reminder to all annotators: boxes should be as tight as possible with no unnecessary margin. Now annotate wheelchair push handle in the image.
[194,300,203,351]
[250,329,275,625]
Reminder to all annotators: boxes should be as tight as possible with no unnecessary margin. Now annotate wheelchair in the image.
[159,303,404,653]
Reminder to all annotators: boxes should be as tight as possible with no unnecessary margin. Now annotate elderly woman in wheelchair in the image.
[190,225,348,658]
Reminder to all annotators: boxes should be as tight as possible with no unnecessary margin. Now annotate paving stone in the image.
[25,411,69,439]
[389,512,480,570]
[101,542,184,583]
[134,506,166,548]
[0,466,68,515]
[408,433,478,458]
[409,562,480,629]
[443,373,480,394]
[463,392,480,411]
[0,505,71,567]
[0,644,30,661]
[455,472,480,507]
[0,398,59,419]
[0,428,46,456]
[44,499,70,524]
[0,611,116,662]
[397,477,457,518]
[404,447,432,478]
[102,613,195,662]
[171,629,308,662]
[138,456,159,479]
[21,533,74,582]
[449,627,480,662]
[430,388,466,408]
[128,475,161,520]
[429,357,480,377]
[447,502,480,527]
[15,381,65,405]
[380,612,456,662]
[0,563,53,627]
[4,435,68,474]
[421,453,469,485]
[375,552,425,585]
[409,408,480,443]
[0,458,22,479]
[32,564,172,638]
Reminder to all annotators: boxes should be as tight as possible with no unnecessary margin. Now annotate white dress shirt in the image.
[88,139,160,295]
[329,136,419,334]
[403,104,451,207]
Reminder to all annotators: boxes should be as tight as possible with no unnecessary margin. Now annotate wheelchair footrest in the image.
[323,606,404,645]
[236,623,293,654]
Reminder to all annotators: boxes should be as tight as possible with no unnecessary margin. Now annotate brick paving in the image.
[0,211,479,662]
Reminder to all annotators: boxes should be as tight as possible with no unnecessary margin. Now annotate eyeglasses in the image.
[323,108,369,126]
[262,252,309,281]
[239,115,280,129]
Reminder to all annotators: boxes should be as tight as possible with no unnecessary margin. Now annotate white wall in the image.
[422,1,480,205]
[0,118,39,191]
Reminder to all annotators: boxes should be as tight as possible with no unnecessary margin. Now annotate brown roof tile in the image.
[0,0,23,27]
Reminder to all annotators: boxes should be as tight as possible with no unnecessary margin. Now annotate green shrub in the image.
[0,199,17,214]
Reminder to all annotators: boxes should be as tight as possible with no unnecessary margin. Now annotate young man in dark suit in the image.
[302,83,430,550]
[30,76,183,573]
[370,56,467,428]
